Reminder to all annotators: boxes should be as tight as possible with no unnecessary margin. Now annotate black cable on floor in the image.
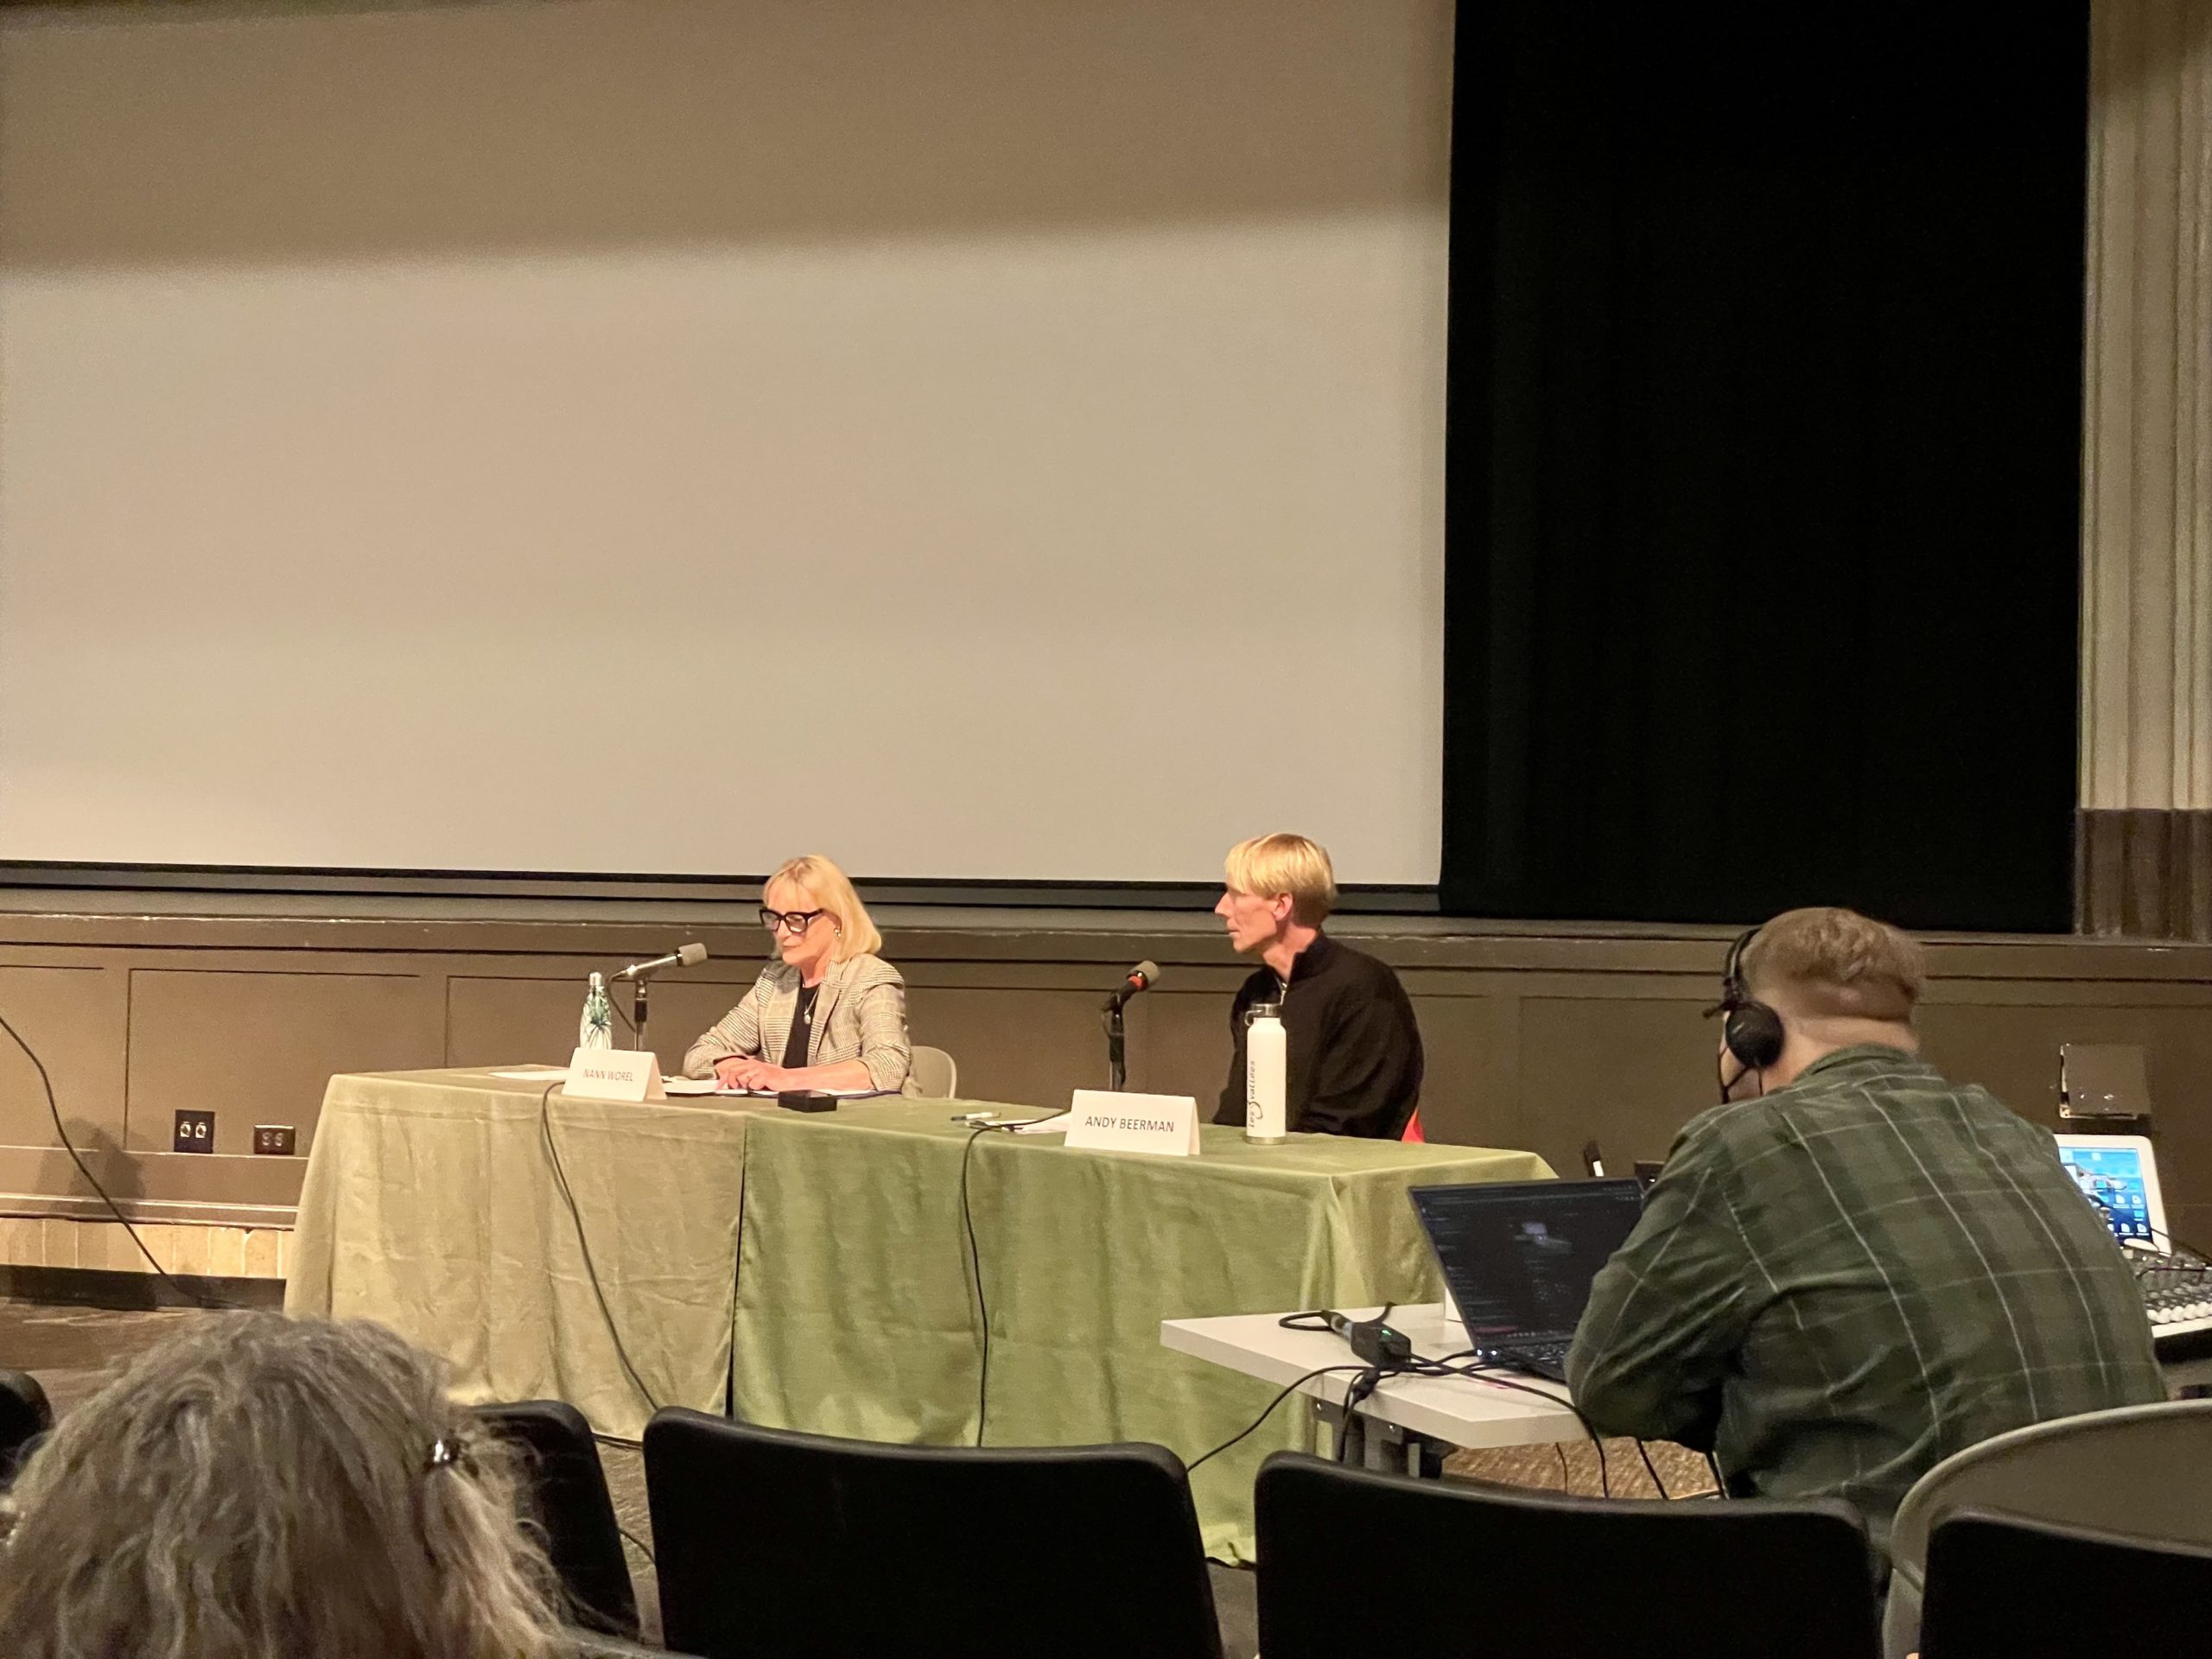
[1424,1359,1611,1497]
[0,1007,238,1312]
[1334,1369,1384,1463]
[1635,1438,1671,1498]
[1185,1364,1373,1472]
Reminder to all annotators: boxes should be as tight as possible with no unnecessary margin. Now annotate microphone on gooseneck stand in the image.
[1104,960,1161,1011]
[609,943,709,1053]
[612,942,709,982]
[1102,962,1161,1090]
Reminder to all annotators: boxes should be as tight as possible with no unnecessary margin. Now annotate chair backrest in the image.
[1889,1397,2212,1569]
[476,1400,640,1640]
[0,1368,51,1485]
[1918,1510,2212,1659]
[1880,1397,2212,1658]
[643,1408,1221,1659]
[907,1044,957,1100]
[1254,1451,1878,1659]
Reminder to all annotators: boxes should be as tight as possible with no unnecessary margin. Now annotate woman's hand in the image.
[716,1056,787,1091]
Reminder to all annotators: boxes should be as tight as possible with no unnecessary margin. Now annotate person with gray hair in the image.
[0,1313,569,1659]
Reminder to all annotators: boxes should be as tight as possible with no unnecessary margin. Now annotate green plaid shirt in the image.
[1567,1045,2163,1548]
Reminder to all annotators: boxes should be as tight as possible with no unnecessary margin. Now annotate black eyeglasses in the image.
[760,906,828,935]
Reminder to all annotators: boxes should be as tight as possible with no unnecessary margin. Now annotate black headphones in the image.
[1710,926,1785,1073]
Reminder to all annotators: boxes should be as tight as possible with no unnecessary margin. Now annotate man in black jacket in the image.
[1209,832,1424,1137]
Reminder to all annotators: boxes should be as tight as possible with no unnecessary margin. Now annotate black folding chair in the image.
[1254,1451,1878,1659]
[1918,1510,2212,1658]
[476,1400,640,1640]
[643,1408,1222,1659]
[0,1368,52,1485]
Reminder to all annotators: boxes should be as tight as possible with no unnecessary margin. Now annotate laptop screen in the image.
[1409,1179,1647,1344]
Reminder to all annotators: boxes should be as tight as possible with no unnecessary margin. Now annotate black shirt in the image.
[780,982,820,1071]
[1211,931,1424,1138]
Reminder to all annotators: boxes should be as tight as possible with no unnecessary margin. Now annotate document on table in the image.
[1007,1111,1074,1134]
[714,1085,885,1097]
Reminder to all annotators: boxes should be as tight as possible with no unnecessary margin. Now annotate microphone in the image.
[612,942,709,982]
[1323,1309,1414,1371]
[1103,960,1160,1011]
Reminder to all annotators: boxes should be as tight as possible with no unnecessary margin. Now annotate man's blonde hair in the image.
[1224,833,1338,926]
[767,854,882,960]
[1742,906,1926,1023]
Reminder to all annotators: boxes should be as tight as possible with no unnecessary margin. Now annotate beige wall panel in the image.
[0,1216,39,1264]
[1135,990,1235,1109]
[38,1217,77,1268]
[125,969,441,1154]
[1407,994,1523,1151]
[902,987,1120,1110]
[446,973,755,1075]
[1518,996,1720,1180]
[444,976,578,1069]
[0,904,2202,1230]
[0,963,124,1151]
[205,1226,245,1278]
[171,1224,210,1277]
[1918,1001,2212,1229]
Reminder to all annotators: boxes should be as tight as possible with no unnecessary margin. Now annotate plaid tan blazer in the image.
[681,951,913,1095]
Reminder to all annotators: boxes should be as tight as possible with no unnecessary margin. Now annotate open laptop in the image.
[1408,1179,1646,1382]
[2054,1132,2167,1249]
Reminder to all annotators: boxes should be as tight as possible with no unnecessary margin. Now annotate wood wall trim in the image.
[0,895,2209,1230]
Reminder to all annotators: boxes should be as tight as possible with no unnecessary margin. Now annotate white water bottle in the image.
[1244,1001,1287,1143]
[579,972,613,1051]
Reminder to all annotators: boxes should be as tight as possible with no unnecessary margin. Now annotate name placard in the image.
[563,1046,668,1103]
[1063,1089,1201,1157]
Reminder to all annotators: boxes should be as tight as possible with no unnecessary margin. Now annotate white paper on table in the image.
[1007,1111,1074,1134]
[712,1085,882,1097]
[658,1077,719,1096]
[490,1066,572,1079]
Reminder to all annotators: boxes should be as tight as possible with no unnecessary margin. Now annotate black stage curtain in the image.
[1440,4,2088,931]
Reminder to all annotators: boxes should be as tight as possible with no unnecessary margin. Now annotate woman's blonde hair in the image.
[1224,833,1338,926]
[0,1313,566,1659]
[767,853,881,960]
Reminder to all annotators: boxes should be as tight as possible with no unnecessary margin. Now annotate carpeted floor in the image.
[0,1298,1715,1657]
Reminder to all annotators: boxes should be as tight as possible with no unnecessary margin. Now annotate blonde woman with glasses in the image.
[683,854,914,1095]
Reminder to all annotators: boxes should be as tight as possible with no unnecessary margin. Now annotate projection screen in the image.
[0,0,1449,884]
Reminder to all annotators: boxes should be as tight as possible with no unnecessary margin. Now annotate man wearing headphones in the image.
[1566,906,2160,1554]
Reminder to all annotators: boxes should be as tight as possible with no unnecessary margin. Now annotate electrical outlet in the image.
[173,1109,215,1154]
[252,1124,296,1156]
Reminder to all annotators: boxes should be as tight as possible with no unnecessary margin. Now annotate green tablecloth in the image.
[288,1073,1553,1555]
[728,1099,1553,1560]
[285,1070,765,1434]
